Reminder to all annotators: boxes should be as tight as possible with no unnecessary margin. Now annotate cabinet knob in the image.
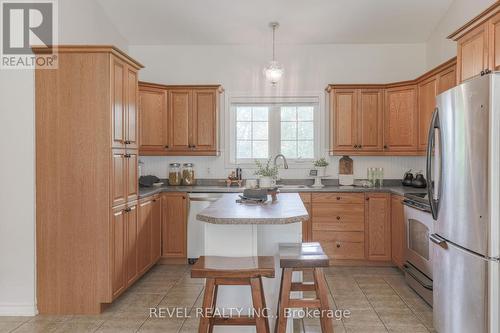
[164,145,169,149]
[366,197,370,201]
[124,153,131,158]
[124,207,131,212]
[336,243,341,248]
[384,145,388,149]
[358,145,362,149]
[336,197,341,200]
[124,140,131,144]
[336,216,341,220]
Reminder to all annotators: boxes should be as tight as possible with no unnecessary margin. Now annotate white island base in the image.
[203,222,302,333]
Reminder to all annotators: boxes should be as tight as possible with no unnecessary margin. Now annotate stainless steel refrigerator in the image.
[427,73,500,333]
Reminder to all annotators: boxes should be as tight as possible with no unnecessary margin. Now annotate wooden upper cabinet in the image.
[111,58,126,149]
[457,23,489,82]
[489,12,500,72]
[418,76,438,151]
[168,90,191,151]
[384,85,418,152]
[191,89,217,152]
[437,65,456,94]
[331,89,357,152]
[358,89,384,152]
[365,193,391,261]
[391,195,405,269]
[139,87,167,153]
[161,193,187,258]
[125,67,139,149]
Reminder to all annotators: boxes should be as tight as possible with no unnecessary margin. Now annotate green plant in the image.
[254,158,278,178]
[313,157,329,167]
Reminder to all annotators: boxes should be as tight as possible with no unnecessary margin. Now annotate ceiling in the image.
[97,0,453,45]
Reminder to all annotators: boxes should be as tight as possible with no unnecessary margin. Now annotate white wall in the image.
[0,0,128,316]
[130,43,427,180]
[426,0,496,69]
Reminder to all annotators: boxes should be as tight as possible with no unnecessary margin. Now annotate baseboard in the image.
[0,303,38,316]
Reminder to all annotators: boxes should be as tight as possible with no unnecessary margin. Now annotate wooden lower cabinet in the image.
[299,193,312,241]
[161,193,187,259]
[365,193,391,261]
[313,231,365,260]
[151,195,162,262]
[138,199,153,274]
[125,203,138,285]
[391,195,405,269]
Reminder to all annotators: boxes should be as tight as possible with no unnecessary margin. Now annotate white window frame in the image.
[225,95,322,168]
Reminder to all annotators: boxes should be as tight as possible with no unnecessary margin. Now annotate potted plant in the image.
[313,157,329,177]
[254,159,278,188]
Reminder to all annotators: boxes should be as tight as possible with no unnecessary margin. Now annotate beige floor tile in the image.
[0,321,26,333]
[138,318,184,332]
[343,323,388,333]
[12,321,63,333]
[52,320,104,333]
[94,318,146,333]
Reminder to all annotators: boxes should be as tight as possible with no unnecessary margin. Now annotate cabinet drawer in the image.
[313,231,365,260]
[312,193,364,204]
[312,204,364,231]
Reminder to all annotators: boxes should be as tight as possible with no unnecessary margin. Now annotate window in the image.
[229,99,319,164]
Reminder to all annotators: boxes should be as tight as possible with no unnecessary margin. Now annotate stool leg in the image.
[313,268,334,333]
[208,284,218,333]
[276,268,293,333]
[250,277,270,333]
[274,268,285,333]
[199,278,216,333]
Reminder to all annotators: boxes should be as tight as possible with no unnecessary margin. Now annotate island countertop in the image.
[196,193,309,225]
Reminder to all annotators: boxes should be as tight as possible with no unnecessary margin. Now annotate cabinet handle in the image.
[336,243,341,248]
[353,145,357,148]
[384,145,388,149]
[336,216,341,220]
[124,140,131,144]
[124,207,132,212]
[164,145,169,149]
[336,197,341,200]
[366,197,370,201]
[124,153,131,158]
[358,145,362,149]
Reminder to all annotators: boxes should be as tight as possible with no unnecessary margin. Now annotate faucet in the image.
[273,154,289,169]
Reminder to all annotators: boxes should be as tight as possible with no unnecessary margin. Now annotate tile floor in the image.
[0,264,434,333]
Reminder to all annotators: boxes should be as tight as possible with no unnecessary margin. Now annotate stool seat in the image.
[191,256,275,279]
[279,242,329,268]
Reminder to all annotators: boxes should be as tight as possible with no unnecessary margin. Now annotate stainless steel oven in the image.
[402,193,433,306]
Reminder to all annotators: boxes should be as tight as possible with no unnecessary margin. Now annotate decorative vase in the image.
[316,166,326,177]
[259,176,276,188]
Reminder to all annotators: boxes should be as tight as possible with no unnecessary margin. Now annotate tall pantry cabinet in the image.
[35,46,143,314]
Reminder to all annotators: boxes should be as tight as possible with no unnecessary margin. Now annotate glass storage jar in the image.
[168,163,182,186]
[182,163,196,185]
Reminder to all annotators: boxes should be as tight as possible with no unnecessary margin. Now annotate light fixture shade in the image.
[263,60,284,85]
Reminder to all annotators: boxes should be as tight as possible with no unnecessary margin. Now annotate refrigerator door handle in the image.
[426,108,442,220]
[430,233,447,248]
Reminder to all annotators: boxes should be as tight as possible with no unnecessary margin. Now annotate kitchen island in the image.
[196,193,308,333]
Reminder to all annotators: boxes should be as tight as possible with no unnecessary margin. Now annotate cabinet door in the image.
[161,193,187,258]
[457,22,489,83]
[299,193,312,242]
[437,65,457,94]
[489,12,500,72]
[138,199,152,274]
[365,193,391,261]
[418,76,438,151]
[125,66,139,149]
[111,150,126,207]
[384,86,418,152]
[391,195,405,269]
[125,203,138,285]
[331,89,358,152]
[126,151,138,202]
[151,196,162,262]
[111,206,126,298]
[191,89,217,152]
[358,89,384,151]
[139,87,167,153]
[111,58,126,148]
[168,90,191,151]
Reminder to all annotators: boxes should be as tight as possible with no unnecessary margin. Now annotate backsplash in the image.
[140,155,426,181]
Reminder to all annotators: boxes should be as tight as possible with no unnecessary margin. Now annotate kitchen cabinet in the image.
[437,65,457,94]
[299,193,312,242]
[138,82,222,156]
[330,88,383,154]
[151,195,162,262]
[139,86,167,153]
[449,3,500,83]
[391,195,405,269]
[418,77,438,151]
[137,199,153,275]
[365,193,391,261]
[161,193,187,259]
[35,46,143,314]
[384,85,418,153]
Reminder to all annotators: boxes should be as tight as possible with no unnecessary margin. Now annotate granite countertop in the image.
[196,193,309,225]
[138,181,426,198]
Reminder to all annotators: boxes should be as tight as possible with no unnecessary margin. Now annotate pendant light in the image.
[263,22,284,85]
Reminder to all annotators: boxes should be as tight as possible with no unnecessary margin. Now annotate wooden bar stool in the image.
[191,256,275,333]
[275,242,333,333]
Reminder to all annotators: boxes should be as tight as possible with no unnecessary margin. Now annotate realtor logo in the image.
[1,0,58,69]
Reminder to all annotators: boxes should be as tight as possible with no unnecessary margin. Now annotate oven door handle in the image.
[430,233,447,248]
[402,264,433,290]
